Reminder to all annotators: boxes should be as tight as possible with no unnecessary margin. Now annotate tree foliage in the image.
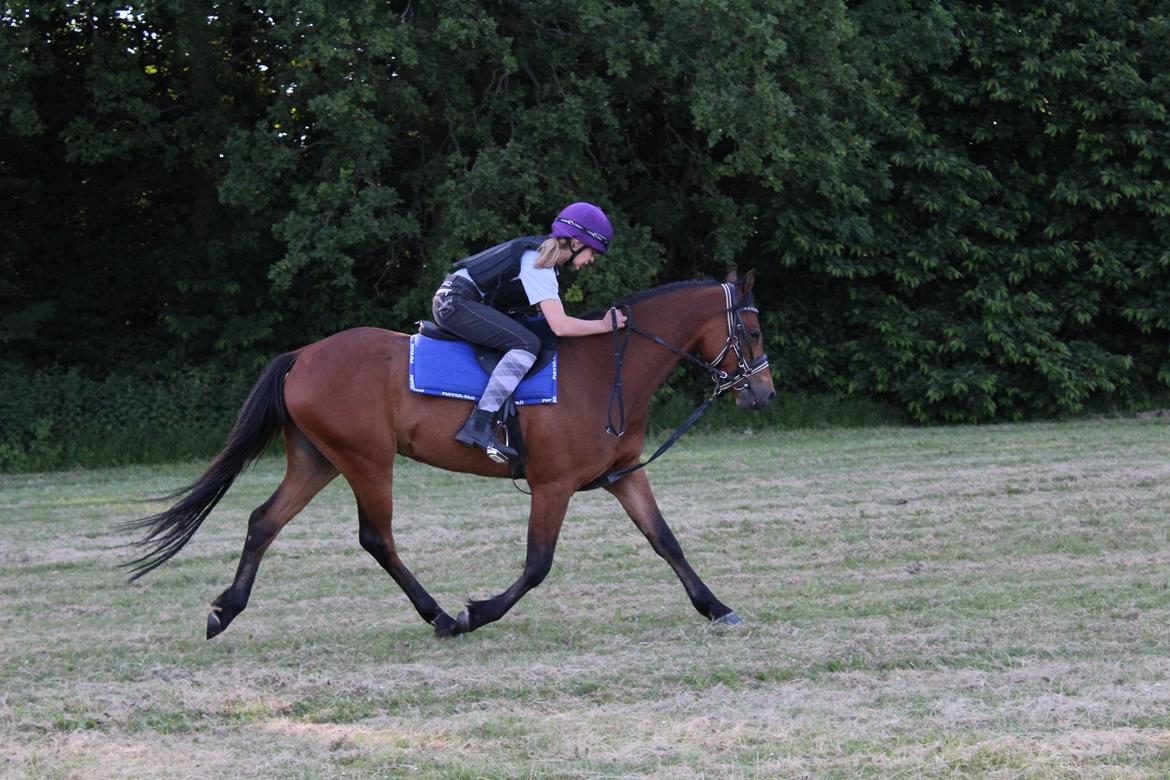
[836,0,1170,420]
[2,0,1168,422]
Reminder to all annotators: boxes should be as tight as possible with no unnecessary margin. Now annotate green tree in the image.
[4,0,1167,433]
[1,3,281,372]
[826,0,1170,420]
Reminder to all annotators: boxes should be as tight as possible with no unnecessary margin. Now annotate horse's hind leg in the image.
[349,470,457,638]
[207,427,338,639]
[605,470,740,625]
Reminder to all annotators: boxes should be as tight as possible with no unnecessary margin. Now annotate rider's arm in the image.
[538,298,626,337]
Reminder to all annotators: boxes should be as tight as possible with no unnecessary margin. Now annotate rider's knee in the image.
[518,331,541,357]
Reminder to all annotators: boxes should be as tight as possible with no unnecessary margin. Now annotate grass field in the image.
[2,418,1170,778]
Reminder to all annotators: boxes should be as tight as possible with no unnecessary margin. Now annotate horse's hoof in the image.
[206,611,224,640]
[454,608,471,635]
[432,613,457,639]
[712,611,743,627]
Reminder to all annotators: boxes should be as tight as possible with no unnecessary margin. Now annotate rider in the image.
[432,202,628,462]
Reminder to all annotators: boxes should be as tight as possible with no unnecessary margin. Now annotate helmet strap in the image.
[557,237,587,266]
[568,243,589,265]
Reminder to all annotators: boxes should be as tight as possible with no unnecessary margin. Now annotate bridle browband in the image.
[580,283,770,491]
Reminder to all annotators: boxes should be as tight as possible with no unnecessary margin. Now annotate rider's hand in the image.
[608,307,627,331]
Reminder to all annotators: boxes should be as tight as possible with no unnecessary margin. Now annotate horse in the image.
[122,270,775,639]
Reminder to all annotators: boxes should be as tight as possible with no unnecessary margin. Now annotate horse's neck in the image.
[622,288,723,402]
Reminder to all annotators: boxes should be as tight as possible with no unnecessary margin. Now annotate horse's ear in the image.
[724,267,738,284]
[740,269,755,297]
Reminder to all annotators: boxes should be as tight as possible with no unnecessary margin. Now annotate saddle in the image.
[416,316,559,377]
[411,316,560,481]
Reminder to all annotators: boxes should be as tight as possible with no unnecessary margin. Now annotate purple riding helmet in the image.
[550,202,613,254]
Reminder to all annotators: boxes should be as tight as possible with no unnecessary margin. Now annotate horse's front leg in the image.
[605,469,741,625]
[453,482,573,635]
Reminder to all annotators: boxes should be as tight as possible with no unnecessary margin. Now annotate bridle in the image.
[707,283,772,398]
[608,282,770,431]
[580,282,770,492]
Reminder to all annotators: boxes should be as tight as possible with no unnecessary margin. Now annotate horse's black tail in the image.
[120,351,299,580]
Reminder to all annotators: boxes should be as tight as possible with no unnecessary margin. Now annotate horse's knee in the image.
[523,550,555,588]
[647,521,686,562]
[358,524,392,557]
[654,535,685,562]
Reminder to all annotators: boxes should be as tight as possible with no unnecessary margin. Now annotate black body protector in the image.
[453,235,553,311]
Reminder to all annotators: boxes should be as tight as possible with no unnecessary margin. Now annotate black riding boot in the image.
[455,407,517,463]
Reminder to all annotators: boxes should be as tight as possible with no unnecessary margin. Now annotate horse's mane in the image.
[616,279,722,308]
[576,280,719,320]
[579,278,754,320]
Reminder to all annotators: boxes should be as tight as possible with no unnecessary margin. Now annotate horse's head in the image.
[696,269,776,410]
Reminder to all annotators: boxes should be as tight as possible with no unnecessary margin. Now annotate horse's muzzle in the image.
[735,385,776,410]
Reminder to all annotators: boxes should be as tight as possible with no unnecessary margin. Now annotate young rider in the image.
[432,202,628,462]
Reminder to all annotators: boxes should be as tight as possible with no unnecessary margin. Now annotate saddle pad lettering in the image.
[409,334,557,405]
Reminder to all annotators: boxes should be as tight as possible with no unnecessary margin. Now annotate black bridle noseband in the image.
[581,283,770,492]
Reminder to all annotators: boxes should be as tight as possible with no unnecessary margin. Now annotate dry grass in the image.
[2,418,1170,778]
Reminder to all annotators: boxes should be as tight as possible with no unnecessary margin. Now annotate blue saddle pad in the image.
[408,334,558,405]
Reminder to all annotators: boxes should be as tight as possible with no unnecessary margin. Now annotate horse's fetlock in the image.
[432,612,457,639]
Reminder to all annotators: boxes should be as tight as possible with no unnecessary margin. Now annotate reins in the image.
[605,306,633,436]
[581,283,770,492]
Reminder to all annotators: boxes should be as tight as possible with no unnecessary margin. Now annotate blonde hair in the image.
[535,237,572,269]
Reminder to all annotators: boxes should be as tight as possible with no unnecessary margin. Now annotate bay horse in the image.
[123,270,774,638]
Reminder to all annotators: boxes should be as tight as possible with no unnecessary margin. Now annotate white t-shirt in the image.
[517,249,560,305]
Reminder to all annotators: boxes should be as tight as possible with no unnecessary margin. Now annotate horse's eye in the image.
[749,329,761,340]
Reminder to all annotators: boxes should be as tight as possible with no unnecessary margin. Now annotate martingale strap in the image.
[579,397,713,492]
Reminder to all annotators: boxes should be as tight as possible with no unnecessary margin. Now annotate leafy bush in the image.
[0,367,255,472]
